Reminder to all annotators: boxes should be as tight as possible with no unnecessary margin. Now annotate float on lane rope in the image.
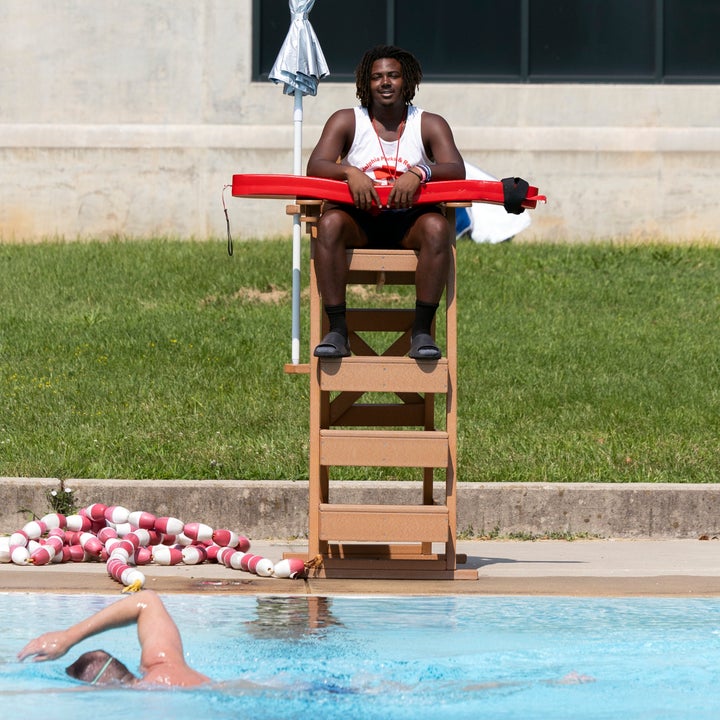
[3,503,309,591]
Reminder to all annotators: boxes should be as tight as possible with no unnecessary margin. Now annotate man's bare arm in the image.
[307,109,381,209]
[17,590,183,668]
[386,112,465,208]
[420,112,465,180]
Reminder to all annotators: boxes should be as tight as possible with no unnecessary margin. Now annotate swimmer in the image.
[17,589,210,688]
[464,671,595,692]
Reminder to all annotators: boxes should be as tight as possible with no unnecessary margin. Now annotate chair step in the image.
[346,248,417,285]
[318,503,449,542]
[320,429,449,467]
[346,248,418,272]
[346,308,414,332]
[319,356,448,393]
[330,401,428,427]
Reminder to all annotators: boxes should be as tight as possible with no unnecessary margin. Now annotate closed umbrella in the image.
[269,0,329,366]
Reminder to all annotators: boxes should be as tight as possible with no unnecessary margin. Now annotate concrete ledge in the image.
[4,124,720,153]
[2,478,720,540]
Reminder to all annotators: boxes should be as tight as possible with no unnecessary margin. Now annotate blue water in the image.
[2,593,720,719]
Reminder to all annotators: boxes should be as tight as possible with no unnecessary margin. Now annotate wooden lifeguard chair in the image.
[230,175,545,580]
[281,196,473,580]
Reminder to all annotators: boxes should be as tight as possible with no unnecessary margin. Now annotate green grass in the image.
[1,238,718,483]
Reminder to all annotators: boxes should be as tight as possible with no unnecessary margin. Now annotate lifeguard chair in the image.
[231,175,544,580]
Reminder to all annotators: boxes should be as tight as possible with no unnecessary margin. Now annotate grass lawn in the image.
[1,237,718,483]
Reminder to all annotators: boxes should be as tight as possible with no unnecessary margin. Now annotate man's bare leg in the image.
[402,212,450,359]
[313,209,367,358]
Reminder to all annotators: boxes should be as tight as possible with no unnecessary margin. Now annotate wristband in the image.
[408,167,424,182]
[417,163,432,182]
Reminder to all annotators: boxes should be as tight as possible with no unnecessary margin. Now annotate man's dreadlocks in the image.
[355,45,423,108]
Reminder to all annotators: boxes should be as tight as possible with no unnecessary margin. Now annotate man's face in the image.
[369,58,404,109]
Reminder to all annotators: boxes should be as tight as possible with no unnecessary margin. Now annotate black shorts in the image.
[324,203,444,249]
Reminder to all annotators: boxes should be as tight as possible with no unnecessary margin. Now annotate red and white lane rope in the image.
[0,504,308,592]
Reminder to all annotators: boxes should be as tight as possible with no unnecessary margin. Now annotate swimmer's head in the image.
[65,649,136,686]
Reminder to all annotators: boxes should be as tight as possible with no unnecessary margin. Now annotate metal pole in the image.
[291,89,303,365]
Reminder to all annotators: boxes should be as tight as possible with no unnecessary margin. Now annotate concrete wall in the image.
[2,0,719,243]
[4,479,720,539]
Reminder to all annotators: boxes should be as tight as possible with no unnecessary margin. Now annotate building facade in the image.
[1,0,718,242]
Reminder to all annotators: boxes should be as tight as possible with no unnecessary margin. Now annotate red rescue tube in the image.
[231,173,546,210]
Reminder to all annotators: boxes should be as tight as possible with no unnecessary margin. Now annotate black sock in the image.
[412,300,439,337]
[324,303,347,338]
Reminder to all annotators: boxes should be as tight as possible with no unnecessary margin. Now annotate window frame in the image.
[252,0,720,84]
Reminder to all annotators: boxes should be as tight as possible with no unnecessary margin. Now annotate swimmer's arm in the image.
[464,672,595,692]
[17,590,170,663]
[133,589,189,673]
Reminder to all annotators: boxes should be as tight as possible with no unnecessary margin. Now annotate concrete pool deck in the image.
[3,479,720,597]
[3,538,720,597]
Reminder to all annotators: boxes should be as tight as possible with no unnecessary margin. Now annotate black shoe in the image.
[314,331,351,358]
[409,333,441,360]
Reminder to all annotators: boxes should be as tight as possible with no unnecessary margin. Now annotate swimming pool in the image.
[2,593,719,719]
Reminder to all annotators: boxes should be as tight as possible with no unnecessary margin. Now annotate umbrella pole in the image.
[291,89,303,365]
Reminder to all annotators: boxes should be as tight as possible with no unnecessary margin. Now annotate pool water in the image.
[2,593,720,719]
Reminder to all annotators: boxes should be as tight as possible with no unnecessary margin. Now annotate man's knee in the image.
[418,214,451,253]
[317,209,363,247]
[316,211,343,244]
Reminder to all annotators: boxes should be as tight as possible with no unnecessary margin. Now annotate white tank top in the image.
[342,105,432,185]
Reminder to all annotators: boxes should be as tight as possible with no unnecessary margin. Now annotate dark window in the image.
[394,0,522,81]
[664,0,720,81]
[301,0,390,78]
[253,0,720,83]
[529,0,656,81]
[254,0,388,82]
